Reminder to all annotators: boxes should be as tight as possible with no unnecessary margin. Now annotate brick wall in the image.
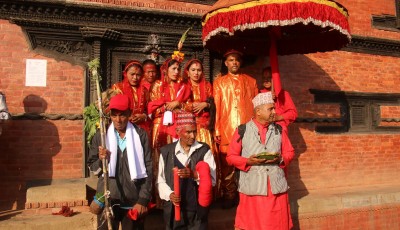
[278,52,400,117]
[0,1,399,229]
[0,20,85,210]
[338,0,400,40]
[287,123,400,191]
[298,204,400,230]
[272,51,400,191]
[381,106,400,118]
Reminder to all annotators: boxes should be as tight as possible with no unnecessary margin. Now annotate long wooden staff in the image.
[88,58,113,230]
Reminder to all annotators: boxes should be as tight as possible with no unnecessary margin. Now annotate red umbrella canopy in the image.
[202,0,351,55]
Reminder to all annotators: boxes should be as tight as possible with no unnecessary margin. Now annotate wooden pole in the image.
[88,58,113,230]
[269,27,282,98]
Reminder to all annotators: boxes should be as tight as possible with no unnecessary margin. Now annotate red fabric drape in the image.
[196,161,212,207]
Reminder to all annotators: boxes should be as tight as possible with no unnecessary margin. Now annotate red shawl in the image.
[148,58,191,138]
[184,59,210,119]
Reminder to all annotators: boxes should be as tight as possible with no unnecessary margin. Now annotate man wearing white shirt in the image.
[157,111,216,230]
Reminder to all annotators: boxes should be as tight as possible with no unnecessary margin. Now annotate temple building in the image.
[0,0,399,229]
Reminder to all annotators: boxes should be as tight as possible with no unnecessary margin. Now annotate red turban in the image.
[108,94,130,111]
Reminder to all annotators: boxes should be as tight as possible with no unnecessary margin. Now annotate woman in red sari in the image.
[111,60,151,135]
[183,59,217,153]
[148,56,191,207]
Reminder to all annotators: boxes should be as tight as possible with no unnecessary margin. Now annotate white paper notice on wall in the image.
[25,59,47,87]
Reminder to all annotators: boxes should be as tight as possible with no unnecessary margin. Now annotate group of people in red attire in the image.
[91,48,298,229]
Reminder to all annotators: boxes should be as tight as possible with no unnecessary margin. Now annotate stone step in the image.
[4,180,399,229]
[0,201,236,230]
[290,183,400,215]
[0,211,96,230]
[25,178,97,209]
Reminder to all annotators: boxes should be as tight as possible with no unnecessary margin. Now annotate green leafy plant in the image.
[83,103,100,145]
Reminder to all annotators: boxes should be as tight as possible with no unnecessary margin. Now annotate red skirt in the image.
[235,181,293,230]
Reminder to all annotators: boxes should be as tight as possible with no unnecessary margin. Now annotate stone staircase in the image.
[1,180,400,229]
[0,200,235,230]
[23,178,97,212]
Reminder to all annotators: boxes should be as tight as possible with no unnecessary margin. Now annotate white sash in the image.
[106,122,147,180]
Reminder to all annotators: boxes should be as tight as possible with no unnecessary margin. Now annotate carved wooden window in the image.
[371,0,400,31]
[397,0,400,29]
[310,89,400,133]
[349,100,370,131]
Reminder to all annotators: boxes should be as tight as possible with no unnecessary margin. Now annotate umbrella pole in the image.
[269,31,282,97]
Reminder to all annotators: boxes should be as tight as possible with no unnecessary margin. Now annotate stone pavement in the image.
[2,183,400,229]
[143,201,237,230]
[3,177,237,230]
[0,200,237,230]
[0,209,96,230]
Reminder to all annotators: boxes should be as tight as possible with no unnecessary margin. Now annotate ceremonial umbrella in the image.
[202,0,351,95]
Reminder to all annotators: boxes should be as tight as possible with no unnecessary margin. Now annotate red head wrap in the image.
[183,59,204,81]
[120,60,143,111]
[183,59,207,102]
[123,60,143,74]
[160,58,181,83]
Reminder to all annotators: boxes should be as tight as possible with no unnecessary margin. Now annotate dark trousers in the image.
[218,153,237,200]
[98,202,144,230]
[165,209,207,230]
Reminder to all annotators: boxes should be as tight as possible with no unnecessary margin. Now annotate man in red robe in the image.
[260,67,297,126]
[227,92,295,230]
